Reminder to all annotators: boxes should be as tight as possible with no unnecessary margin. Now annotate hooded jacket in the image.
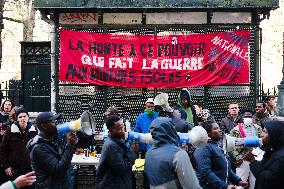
[177,88,198,126]
[144,117,201,189]
[250,120,284,189]
[27,134,74,189]
[0,121,37,171]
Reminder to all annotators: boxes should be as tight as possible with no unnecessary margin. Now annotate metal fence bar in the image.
[0,80,51,112]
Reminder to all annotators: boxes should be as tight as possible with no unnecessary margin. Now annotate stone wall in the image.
[260,0,284,92]
[0,8,50,82]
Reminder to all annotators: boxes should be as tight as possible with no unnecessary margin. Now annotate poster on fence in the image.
[59,29,250,88]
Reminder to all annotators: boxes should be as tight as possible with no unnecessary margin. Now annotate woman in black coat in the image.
[250,120,284,189]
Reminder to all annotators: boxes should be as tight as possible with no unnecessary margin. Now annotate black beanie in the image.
[16,108,29,118]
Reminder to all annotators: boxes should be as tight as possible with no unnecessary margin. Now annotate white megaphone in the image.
[57,111,96,136]
[222,134,262,154]
[154,93,173,113]
[177,126,208,148]
[126,126,208,148]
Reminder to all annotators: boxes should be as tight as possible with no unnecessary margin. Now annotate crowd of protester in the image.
[0,92,283,189]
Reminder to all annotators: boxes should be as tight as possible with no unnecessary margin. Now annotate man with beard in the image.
[253,102,270,129]
[27,112,77,189]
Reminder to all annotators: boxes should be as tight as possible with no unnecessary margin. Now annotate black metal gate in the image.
[56,25,260,130]
[20,41,51,111]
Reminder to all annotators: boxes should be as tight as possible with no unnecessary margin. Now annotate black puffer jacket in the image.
[27,134,75,189]
[250,120,284,189]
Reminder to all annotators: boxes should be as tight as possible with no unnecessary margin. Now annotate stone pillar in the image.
[276,32,284,116]
[0,0,4,69]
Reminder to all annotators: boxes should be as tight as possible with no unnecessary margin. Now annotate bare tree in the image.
[3,0,35,41]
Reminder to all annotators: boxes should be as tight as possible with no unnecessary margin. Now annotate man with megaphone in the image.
[27,112,77,189]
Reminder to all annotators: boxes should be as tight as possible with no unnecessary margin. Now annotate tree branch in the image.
[3,16,23,23]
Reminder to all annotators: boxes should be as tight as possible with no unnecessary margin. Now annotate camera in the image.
[0,113,12,129]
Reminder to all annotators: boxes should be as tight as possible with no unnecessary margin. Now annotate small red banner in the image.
[59,29,250,88]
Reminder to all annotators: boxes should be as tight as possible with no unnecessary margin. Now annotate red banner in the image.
[59,29,250,88]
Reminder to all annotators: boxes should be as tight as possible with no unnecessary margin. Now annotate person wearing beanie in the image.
[0,107,37,189]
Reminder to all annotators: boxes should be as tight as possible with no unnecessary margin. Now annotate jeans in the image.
[67,165,78,189]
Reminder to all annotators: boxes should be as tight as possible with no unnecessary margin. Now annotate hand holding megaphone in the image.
[66,131,77,146]
[125,132,153,144]
[178,126,208,148]
[154,93,173,113]
[57,111,96,136]
[223,134,262,153]
[125,126,208,148]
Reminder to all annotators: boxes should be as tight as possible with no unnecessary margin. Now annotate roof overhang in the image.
[34,0,279,13]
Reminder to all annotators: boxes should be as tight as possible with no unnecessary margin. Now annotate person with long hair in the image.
[0,100,16,129]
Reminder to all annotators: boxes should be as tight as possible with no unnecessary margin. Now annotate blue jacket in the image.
[134,112,158,151]
[144,117,201,189]
[96,136,136,189]
[194,140,241,189]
